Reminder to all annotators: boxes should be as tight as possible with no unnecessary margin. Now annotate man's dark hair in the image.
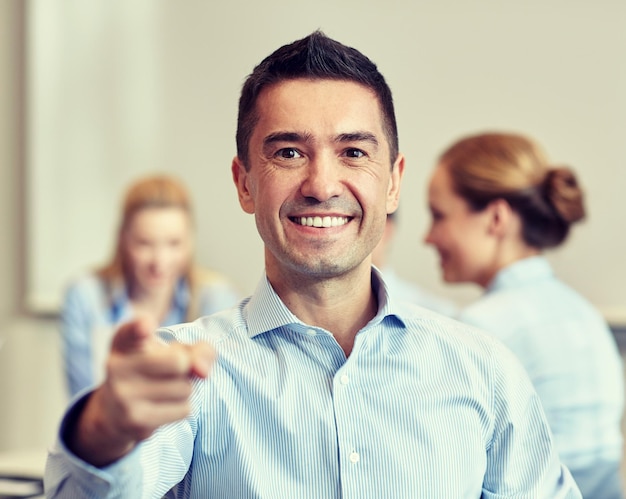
[236,30,399,169]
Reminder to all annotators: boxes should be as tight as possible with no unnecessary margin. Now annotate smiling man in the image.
[45,31,581,498]
[232,77,402,356]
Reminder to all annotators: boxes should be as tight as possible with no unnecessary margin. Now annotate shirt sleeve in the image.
[44,389,197,498]
[60,279,97,397]
[44,393,145,498]
[481,344,582,498]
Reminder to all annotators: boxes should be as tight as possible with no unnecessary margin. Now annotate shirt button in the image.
[349,451,360,463]
[306,328,316,336]
[340,374,350,385]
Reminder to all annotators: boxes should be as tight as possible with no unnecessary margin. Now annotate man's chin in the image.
[291,259,363,280]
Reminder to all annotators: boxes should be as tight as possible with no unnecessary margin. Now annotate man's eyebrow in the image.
[262,130,379,152]
[263,131,313,147]
[335,131,379,147]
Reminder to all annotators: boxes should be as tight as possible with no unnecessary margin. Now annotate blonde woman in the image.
[425,131,624,498]
[61,174,240,397]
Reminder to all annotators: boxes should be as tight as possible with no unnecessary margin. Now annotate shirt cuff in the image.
[45,391,143,497]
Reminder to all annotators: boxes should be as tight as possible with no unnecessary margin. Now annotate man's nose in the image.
[299,154,343,201]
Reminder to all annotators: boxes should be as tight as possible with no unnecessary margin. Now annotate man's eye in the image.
[345,149,365,158]
[276,148,302,159]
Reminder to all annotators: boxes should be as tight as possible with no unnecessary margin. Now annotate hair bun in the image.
[544,167,585,224]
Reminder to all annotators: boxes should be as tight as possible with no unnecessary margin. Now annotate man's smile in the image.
[290,216,351,228]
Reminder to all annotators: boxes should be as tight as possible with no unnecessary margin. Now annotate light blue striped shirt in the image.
[457,256,624,498]
[45,270,581,498]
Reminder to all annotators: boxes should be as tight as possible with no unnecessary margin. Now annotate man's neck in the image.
[268,264,378,356]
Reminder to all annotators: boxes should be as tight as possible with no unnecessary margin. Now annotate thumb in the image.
[110,315,159,355]
[188,342,217,379]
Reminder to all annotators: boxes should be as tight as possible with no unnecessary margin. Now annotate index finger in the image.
[111,315,160,355]
[124,341,215,380]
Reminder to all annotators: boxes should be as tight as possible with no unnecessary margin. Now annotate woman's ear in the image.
[487,198,513,238]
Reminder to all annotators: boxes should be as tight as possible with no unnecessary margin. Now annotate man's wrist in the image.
[64,388,136,467]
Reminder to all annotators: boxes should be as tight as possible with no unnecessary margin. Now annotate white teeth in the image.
[297,216,348,227]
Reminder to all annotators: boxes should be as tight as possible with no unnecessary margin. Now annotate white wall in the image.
[0,1,67,453]
[1,0,625,455]
[26,0,626,323]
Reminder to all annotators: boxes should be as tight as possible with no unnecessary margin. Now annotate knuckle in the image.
[119,403,154,439]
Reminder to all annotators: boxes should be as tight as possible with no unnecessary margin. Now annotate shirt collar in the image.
[487,256,554,293]
[243,267,406,339]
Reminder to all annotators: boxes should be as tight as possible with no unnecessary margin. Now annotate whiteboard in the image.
[27,0,626,325]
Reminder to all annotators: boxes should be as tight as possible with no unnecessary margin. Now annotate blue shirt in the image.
[379,266,458,316]
[61,271,241,397]
[457,256,624,498]
[46,270,581,498]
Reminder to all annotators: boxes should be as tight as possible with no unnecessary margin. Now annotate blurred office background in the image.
[0,0,624,462]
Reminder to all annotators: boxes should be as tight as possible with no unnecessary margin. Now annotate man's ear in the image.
[231,157,255,214]
[386,153,405,214]
[487,198,513,238]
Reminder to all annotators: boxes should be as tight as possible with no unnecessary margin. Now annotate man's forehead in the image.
[254,78,384,129]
